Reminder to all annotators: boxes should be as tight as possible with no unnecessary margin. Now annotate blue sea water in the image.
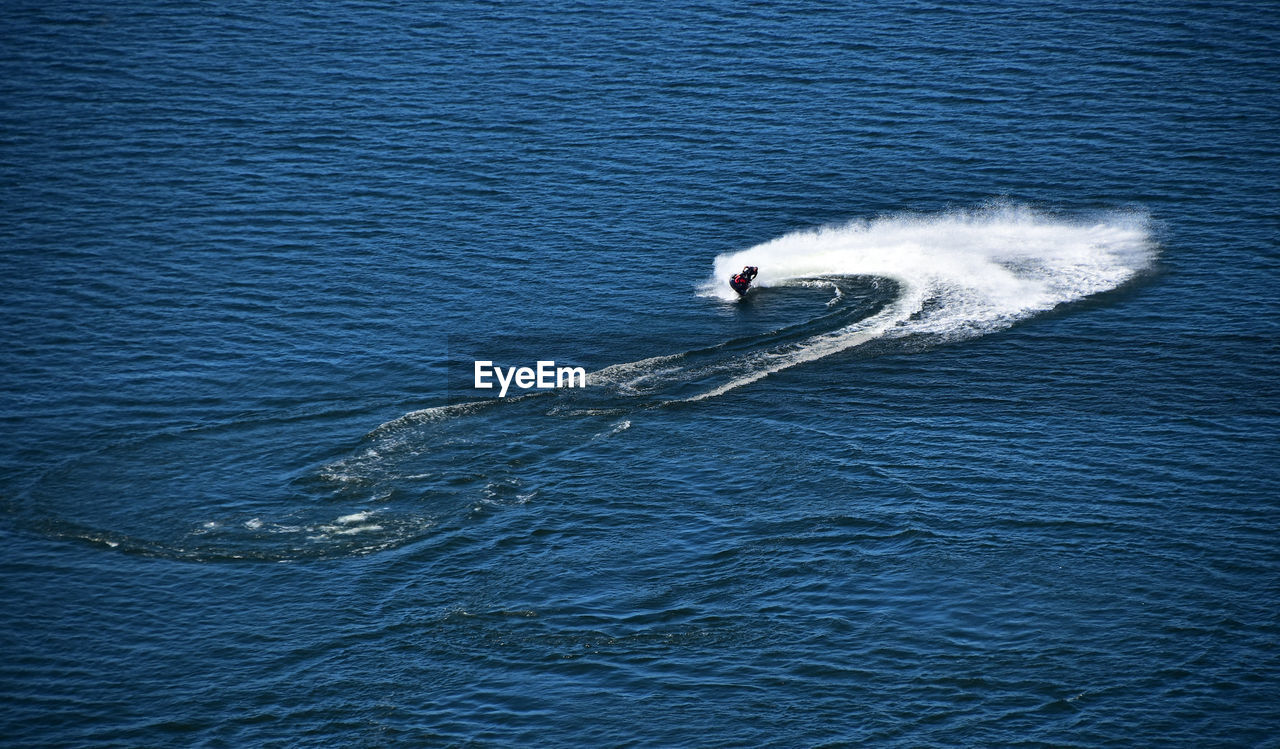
[2,0,1278,744]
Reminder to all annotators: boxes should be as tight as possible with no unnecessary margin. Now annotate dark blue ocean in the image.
[3,1,1278,745]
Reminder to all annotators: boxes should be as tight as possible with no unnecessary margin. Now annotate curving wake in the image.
[27,205,1157,561]
[609,203,1157,401]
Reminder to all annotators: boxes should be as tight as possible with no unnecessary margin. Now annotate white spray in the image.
[709,203,1153,332]
[682,204,1157,397]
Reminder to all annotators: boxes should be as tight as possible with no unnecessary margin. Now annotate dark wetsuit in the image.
[730,267,756,294]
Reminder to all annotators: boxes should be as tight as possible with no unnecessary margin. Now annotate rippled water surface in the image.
[2,1,1278,745]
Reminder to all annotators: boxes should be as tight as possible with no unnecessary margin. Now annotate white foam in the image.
[685,304,907,401]
[368,399,492,437]
[706,205,1154,331]
[686,204,1156,398]
[333,524,383,535]
[588,352,686,387]
[592,419,632,439]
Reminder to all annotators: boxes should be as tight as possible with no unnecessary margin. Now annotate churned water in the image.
[2,1,1278,745]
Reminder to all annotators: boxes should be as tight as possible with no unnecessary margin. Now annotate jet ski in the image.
[729,266,758,295]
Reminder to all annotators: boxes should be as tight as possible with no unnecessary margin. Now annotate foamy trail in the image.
[684,303,908,401]
[44,206,1156,561]
[320,204,1156,554]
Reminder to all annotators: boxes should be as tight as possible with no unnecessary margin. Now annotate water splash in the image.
[709,204,1154,332]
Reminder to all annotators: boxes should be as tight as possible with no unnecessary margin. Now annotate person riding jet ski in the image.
[729,266,759,295]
